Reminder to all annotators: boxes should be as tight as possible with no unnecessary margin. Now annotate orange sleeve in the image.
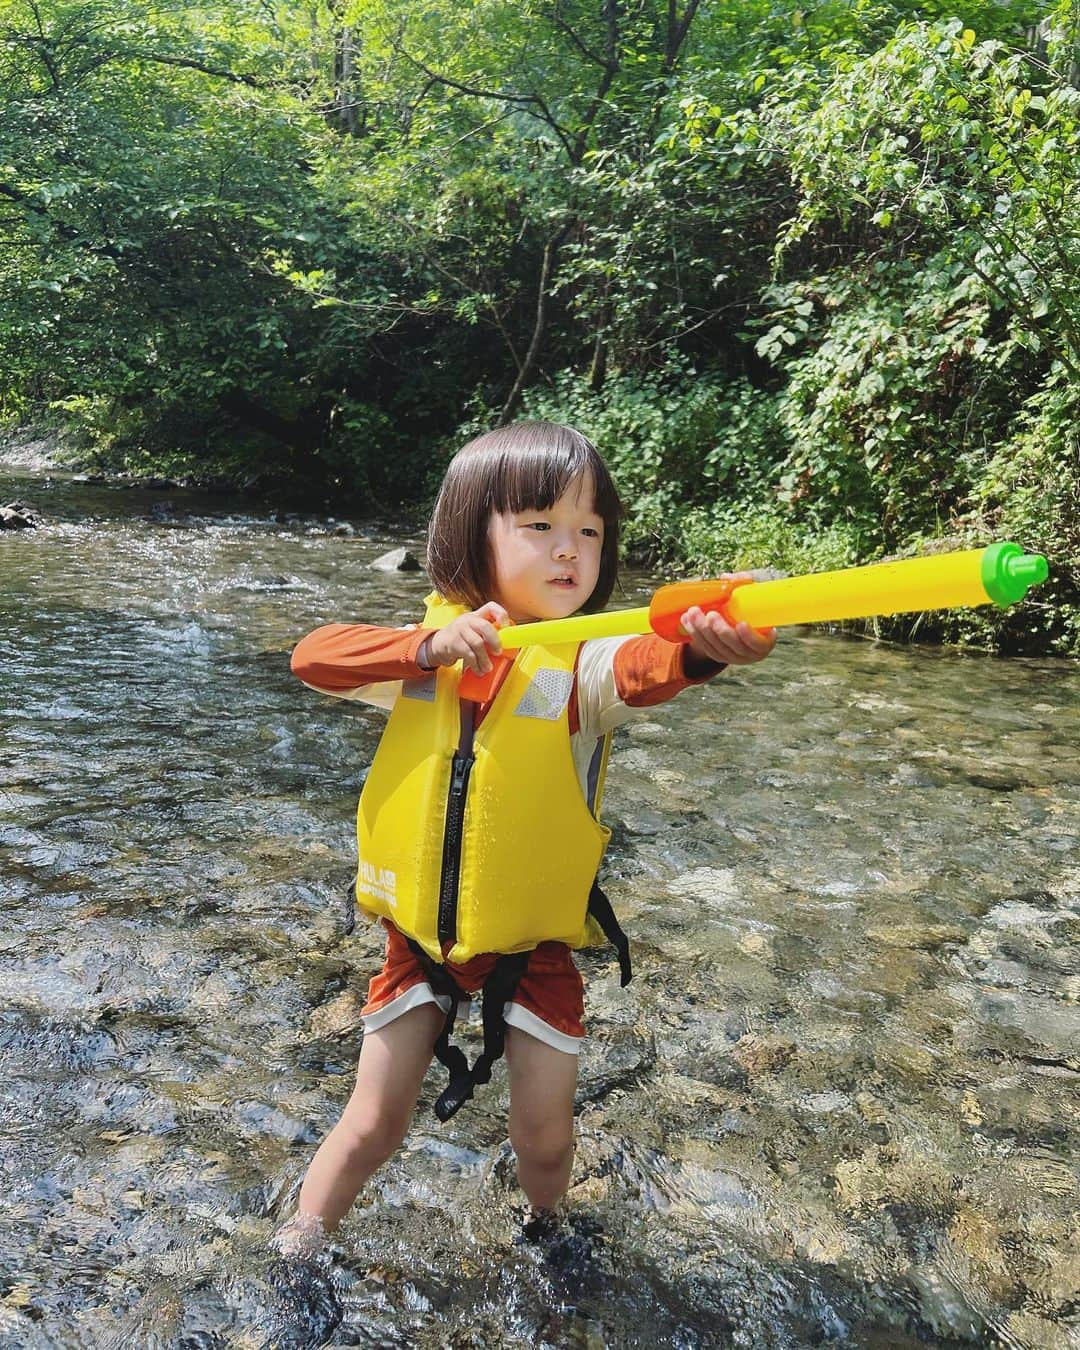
[290,624,435,692]
[612,635,725,708]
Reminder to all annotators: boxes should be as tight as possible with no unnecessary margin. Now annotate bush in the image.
[520,362,791,556]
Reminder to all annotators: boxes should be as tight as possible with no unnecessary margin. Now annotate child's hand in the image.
[425,602,509,675]
[681,581,776,667]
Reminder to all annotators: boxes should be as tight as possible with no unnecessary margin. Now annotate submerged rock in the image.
[865,922,966,950]
[733,1032,797,1075]
[0,500,42,529]
[577,1024,657,1103]
[833,1143,955,1218]
[305,989,366,1041]
[371,547,421,572]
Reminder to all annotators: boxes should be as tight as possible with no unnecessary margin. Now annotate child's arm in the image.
[574,609,775,737]
[290,623,435,696]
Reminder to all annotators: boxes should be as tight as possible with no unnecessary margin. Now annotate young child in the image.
[273,420,775,1256]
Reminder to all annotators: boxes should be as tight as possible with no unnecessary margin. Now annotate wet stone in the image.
[834,1144,955,1218]
[865,922,967,950]
[305,990,366,1041]
[576,1025,657,1104]
[1004,1312,1078,1350]
[797,1090,854,1115]
[733,1033,797,1076]
[370,547,421,572]
[1,499,42,528]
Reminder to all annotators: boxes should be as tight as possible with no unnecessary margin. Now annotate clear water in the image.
[1,458,1077,1348]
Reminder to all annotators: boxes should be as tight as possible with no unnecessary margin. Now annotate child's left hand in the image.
[681,585,777,667]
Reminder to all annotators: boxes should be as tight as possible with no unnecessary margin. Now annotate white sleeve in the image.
[298,679,400,712]
[575,636,648,740]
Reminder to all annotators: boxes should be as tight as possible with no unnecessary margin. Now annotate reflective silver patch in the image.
[401,673,437,702]
[513,668,573,721]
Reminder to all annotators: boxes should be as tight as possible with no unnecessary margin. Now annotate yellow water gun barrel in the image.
[495,542,1048,649]
[457,542,1047,701]
[496,605,652,648]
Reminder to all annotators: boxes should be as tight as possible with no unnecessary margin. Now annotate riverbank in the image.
[3,422,1074,657]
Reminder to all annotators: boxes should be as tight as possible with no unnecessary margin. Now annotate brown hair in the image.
[426,421,623,612]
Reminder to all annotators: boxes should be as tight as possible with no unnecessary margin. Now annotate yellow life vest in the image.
[355,593,612,964]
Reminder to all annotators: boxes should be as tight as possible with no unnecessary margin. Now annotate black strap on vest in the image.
[342,878,357,936]
[587,881,633,987]
[403,888,632,1122]
[405,939,531,1122]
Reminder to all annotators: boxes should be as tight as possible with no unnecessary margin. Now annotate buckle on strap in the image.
[404,940,531,1122]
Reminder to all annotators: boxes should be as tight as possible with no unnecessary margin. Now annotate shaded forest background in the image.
[1,0,1077,651]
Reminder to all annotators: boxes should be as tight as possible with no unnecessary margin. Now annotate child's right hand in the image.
[424,602,509,675]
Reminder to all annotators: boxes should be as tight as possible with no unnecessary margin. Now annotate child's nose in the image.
[553,535,578,559]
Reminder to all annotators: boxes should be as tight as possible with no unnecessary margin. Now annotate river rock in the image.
[733,1032,797,1075]
[577,1024,656,1103]
[945,1207,1019,1306]
[305,989,366,1040]
[0,500,42,529]
[833,1143,954,1217]
[1003,1313,1076,1350]
[371,547,421,572]
[865,922,966,950]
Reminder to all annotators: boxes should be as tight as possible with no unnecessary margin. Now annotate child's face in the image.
[487,471,605,624]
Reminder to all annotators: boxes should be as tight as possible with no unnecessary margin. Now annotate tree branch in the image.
[547,4,607,69]
[665,0,702,74]
[498,221,573,424]
[111,47,266,87]
[392,42,577,159]
[569,0,621,163]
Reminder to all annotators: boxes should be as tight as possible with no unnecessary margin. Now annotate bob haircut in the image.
[426,420,623,614]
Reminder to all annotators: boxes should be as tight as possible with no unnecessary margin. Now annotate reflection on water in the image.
[1,462,1077,1348]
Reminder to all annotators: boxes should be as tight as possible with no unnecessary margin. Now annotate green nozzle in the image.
[981,541,1049,608]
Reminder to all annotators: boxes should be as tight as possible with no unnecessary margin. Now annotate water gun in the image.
[458,541,1048,701]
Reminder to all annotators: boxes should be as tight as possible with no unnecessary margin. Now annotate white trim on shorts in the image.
[503,1002,583,1056]
[361,981,452,1032]
[360,982,583,1056]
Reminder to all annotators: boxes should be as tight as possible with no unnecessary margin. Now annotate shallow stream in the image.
[1,450,1077,1348]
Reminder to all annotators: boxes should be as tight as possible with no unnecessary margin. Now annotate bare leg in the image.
[506,1026,578,1211]
[277,1002,445,1247]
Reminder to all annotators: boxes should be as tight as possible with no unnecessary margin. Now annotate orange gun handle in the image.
[459,651,515,703]
[648,576,754,642]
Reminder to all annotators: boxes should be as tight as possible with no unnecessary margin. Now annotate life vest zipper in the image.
[437,701,477,946]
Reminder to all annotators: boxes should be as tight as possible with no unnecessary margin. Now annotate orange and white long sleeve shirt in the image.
[290,623,724,797]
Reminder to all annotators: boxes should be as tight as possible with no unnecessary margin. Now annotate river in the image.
[1,448,1077,1349]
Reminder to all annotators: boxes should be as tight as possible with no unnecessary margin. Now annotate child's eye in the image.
[582,527,600,538]
[526,522,550,531]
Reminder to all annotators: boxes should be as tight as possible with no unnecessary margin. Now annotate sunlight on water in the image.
[1,461,1077,1348]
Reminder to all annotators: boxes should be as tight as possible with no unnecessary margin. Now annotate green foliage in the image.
[515,364,861,583]
[757,263,1029,547]
[1,0,1075,650]
[767,14,1080,375]
[519,362,788,540]
[959,371,1079,652]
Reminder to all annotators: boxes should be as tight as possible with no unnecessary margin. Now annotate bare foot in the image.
[270,1209,329,1259]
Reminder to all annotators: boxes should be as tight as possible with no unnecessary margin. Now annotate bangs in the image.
[480,425,615,520]
[426,420,624,612]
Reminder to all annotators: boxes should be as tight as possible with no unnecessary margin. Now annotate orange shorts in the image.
[361,920,586,1055]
